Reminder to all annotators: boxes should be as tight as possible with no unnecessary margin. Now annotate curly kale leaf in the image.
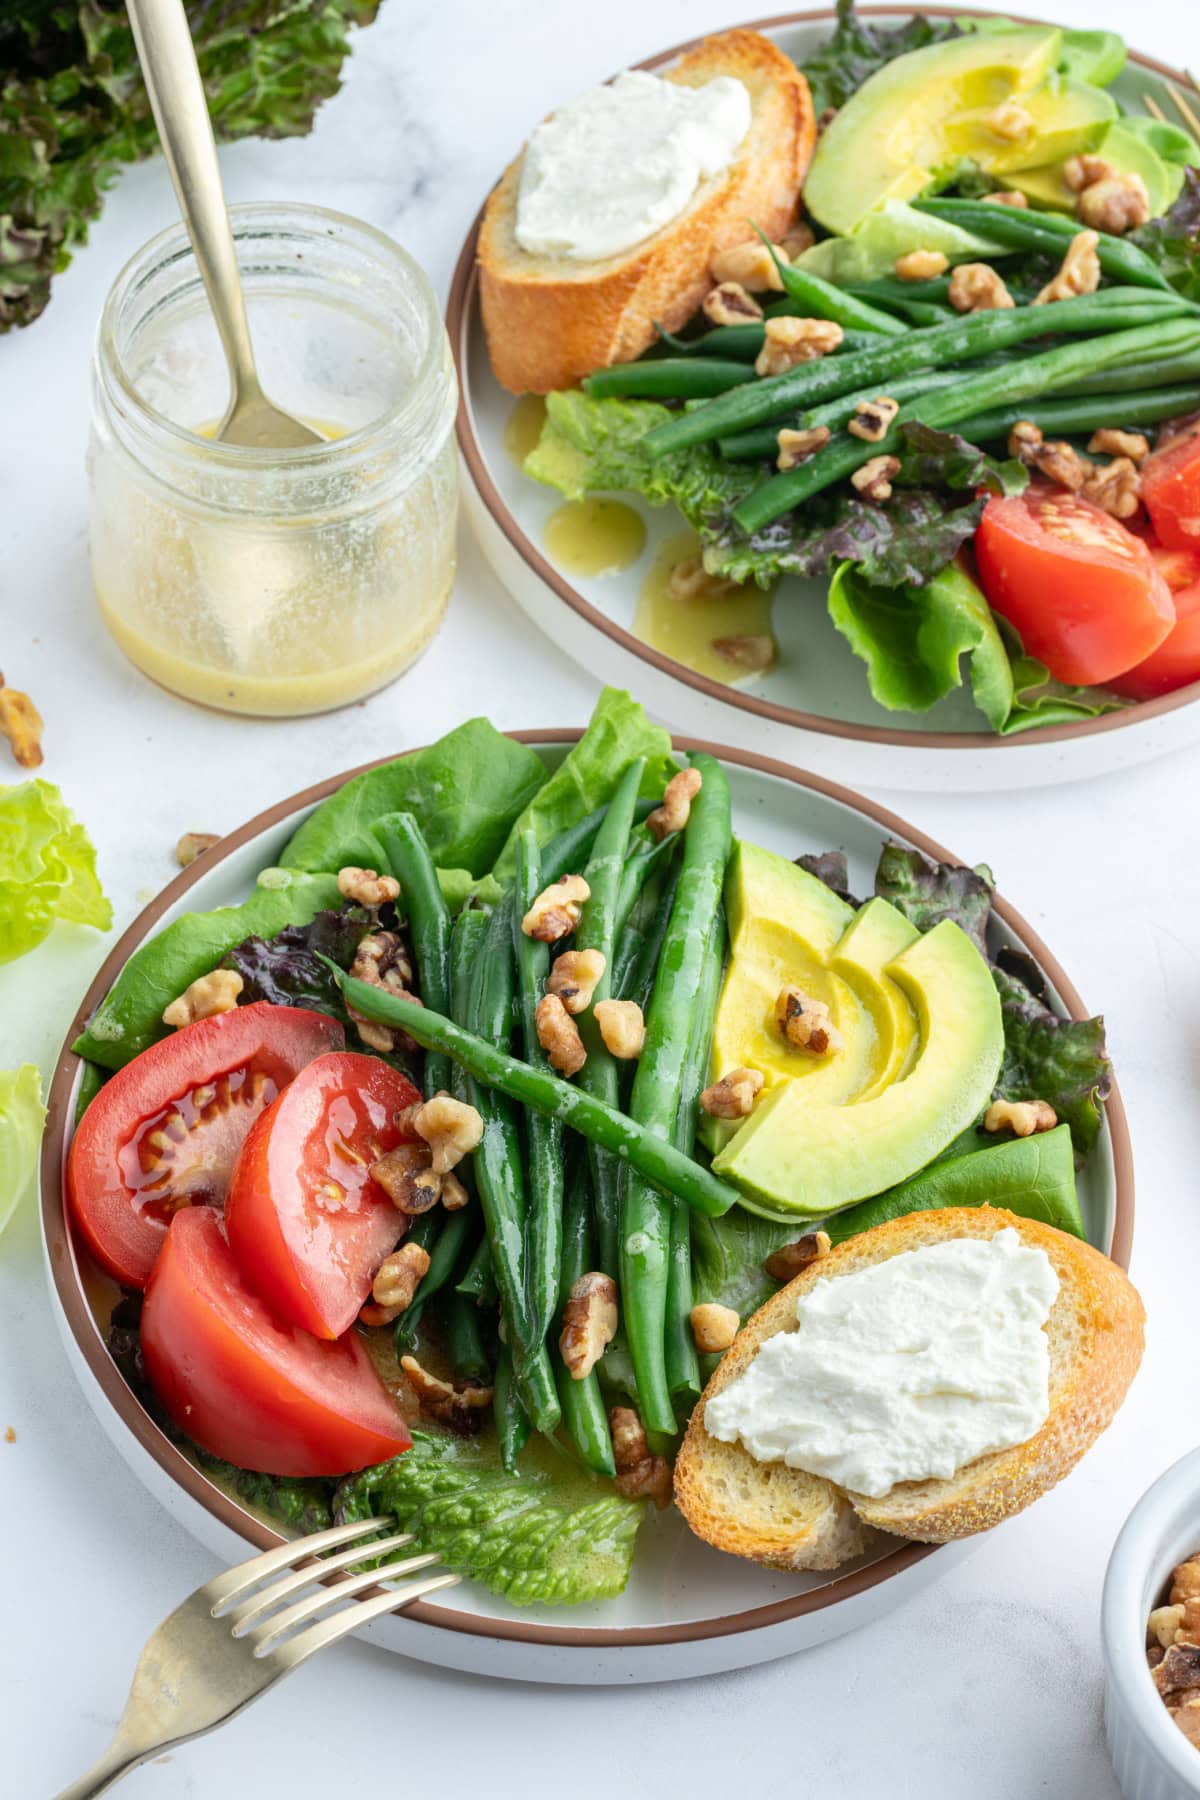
[1,1,382,330]
[800,0,965,116]
[1132,168,1200,303]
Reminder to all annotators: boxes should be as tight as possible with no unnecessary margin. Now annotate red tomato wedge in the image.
[142,1208,411,1476]
[68,1003,343,1289]
[1110,543,1200,701]
[225,1053,421,1340]
[974,483,1175,686]
[1142,422,1200,553]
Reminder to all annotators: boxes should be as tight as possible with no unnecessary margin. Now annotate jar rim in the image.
[96,201,447,469]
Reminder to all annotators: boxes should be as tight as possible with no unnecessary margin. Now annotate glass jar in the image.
[89,204,458,717]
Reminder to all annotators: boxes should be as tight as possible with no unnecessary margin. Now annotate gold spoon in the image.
[126,0,323,450]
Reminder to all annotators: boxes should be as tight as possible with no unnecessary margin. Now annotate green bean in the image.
[494,1346,530,1472]
[374,812,452,1100]
[446,1289,490,1382]
[573,759,647,1285]
[642,289,1194,456]
[912,197,1173,291]
[615,865,680,1013]
[454,1232,494,1300]
[732,318,1200,533]
[768,246,907,336]
[717,367,964,461]
[1064,352,1200,395]
[613,829,678,942]
[539,800,654,888]
[554,1162,616,1476]
[392,1210,473,1354]
[849,274,953,307]
[664,911,727,1406]
[583,359,755,400]
[467,902,560,1434]
[844,284,953,328]
[513,830,564,1347]
[621,755,732,1435]
[954,382,1200,446]
[328,968,742,1220]
[657,308,880,362]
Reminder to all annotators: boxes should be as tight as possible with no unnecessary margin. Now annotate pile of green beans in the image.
[716,366,964,461]
[512,829,564,1352]
[912,197,1173,292]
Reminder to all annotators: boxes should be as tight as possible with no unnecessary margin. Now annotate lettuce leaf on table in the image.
[0,778,111,963]
[0,1065,45,1240]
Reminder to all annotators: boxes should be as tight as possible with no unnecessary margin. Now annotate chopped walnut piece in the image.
[412,1092,484,1172]
[894,248,948,281]
[850,454,901,503]
[1083,456,1141,520]
[1178,1598,1200,1646]
[347,928,416,1054]
[400,1355,492,1436]
[775,986,843,1056]
[1077,172,1151,234]
[1008,419,1044,464]
[986,100,1034,143]
[983,1097,1058,1137]
[764,1230,832,1282]
[1154,1644,1200,1697]
[593,998,645,1060]
[1176,1704,1200,1750]
[1088,428,1150,463]
[0,676,43,769]
[162,969,243,1029]
[363,1242,430,1325]
[175,831,220,868]
[610,1406,673,1509]
[1064,154,1115,193]
[547,948,607,1015]
[702,280,764,326]
[647,766,702,841]
[521,873,590,942]
[948,263,1014,312]
[1172,1560,1200,1605]
[848,395,900,443]
[1035,230,1101,304]
[781,222,815,260]
[700,1066,764,1119]
[755,316,843,377]
[712,633,776,674]
[1033,439,1089,492]
[667,556,737,601]
[370,1143,442,1214]
[982,190,1029,207]
[559,1271,618,1379]
[1151,1604,1189,1650]
[690,1302,740,1353]
[776,424,831,470]
[440,1171,470,1212]
[337,866,401,907]
[710,239,788,292]
[535,993,586,1076]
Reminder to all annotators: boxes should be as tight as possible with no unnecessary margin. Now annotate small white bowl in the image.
[1103,1449,1200,1799]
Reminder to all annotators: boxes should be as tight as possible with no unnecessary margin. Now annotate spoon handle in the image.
[126,0,260,401]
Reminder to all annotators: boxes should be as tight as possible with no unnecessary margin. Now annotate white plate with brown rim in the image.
[449,8,1200,794]
[40,731,1133,1683]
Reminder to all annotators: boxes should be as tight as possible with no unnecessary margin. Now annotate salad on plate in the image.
[64,690,1139,1605]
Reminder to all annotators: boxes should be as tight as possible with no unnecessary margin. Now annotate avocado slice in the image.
[713,919,1004,1219]
[1008,120,1181,218]
[804,26,1063,234]
[829,898,920,1101]
[951,76,1117,175]
[1057,29,1126,88]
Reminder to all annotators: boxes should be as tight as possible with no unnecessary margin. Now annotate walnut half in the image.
[764,1230,832,1282]
[400,1355,492,1436]
[610,1407,672,1509]
[162,969,243,1029]
[559,1272,618,1380]
[983,1097,1058,1137]
[775,987,843,1056]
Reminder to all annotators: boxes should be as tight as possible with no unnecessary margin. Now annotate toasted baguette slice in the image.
[478,29,816,394]
[674,1207,1144,1570]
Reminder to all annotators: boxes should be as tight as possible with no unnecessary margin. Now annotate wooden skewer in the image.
[1164,77,1200,142]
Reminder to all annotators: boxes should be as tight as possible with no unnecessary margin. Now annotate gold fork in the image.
[52,1517,456,1798]
[1142,69,1200,142]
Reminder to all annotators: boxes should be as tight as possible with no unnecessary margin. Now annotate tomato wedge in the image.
[225,1053,422,1339]
[974,483,1175,685]
[68,1003,343,1289]
[1142,420,1200,553]
[142,1208,411,1476]
[1110,543,1200,701]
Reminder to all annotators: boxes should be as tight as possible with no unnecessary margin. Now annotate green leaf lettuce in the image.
[0,778,111,963]
[0,1065,45,1240]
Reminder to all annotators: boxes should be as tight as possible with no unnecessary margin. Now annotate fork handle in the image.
[53,1736,151,1799]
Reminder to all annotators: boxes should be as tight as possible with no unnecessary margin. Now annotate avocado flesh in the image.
[804,26,1063,234]
[1008,121,1180,217]
[950,77,1117,174]
[714,920,1004,1220]
[702,845,889,1153]
[829,898,920,1101]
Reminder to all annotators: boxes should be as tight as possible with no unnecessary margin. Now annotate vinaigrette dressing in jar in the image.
[89,205,458,717]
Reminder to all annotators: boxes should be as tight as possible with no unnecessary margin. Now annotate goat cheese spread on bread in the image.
[704,1229,1059,1498]
[514,70,751,261]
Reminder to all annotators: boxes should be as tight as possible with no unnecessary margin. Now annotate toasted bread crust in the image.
[674,1207,1144,1569]
[478,29,816,394]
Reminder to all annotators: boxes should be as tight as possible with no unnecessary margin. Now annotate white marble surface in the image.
[2,0,1197,1793]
